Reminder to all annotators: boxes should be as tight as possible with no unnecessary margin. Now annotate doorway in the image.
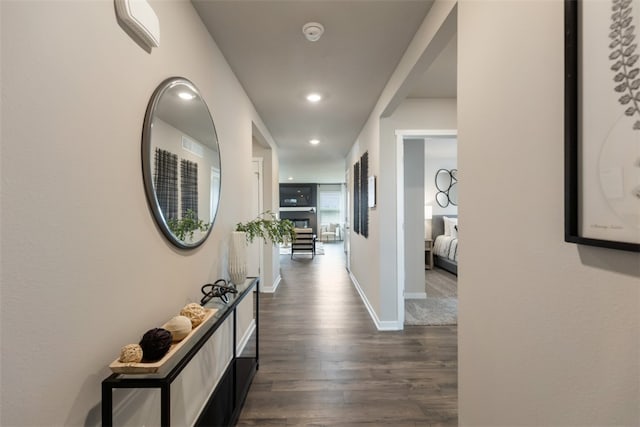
[396,130,457,327]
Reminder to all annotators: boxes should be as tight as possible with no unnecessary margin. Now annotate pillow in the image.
[450,223,458,239]
[443,216,458,236]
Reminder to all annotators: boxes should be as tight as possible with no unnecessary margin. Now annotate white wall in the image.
[252,138,281,291]
[404,139,426,297]
[425,139,457,218]
[280,158,346,184]
[1,1,276,425]
[458,1,640,425]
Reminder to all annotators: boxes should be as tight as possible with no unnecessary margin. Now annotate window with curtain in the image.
[318,185,342,227]
[180,159,198,218]
[154,148,178,221]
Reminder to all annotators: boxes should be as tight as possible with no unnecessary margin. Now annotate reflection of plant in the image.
[235,210,296,244]
[610,0,640,130]
[167,209,209,241]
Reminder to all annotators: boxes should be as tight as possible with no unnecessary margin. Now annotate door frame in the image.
[395,129,457,326]
[251,157,264,286]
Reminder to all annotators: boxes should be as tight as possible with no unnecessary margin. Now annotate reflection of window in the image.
[154,148,178,220]
[180,159,198,217]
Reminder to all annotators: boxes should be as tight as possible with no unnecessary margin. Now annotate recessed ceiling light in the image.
[178,91,195,100]
[309,139,320,145]
[288,176,294,180]
[306,93,322,103]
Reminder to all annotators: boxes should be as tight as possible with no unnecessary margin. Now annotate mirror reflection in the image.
[435,169,452,192]
[436,191,449,208]
[448,182,458,206]
[142,77,221,249]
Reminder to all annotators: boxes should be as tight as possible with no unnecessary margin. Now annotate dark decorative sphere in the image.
[139,328,172,362]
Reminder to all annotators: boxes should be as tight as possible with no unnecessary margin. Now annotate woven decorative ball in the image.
[180,303,206,327]
[164,315,192,342]
[139,328,172,362]
[118,344,143,363]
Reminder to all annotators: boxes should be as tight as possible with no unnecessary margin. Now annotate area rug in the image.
[279,242,325,255]
[405,297,457,326]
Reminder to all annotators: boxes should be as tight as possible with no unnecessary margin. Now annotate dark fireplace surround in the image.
[279,210,317,235]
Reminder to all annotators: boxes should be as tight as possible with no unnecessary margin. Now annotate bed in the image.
[431,215,458,276]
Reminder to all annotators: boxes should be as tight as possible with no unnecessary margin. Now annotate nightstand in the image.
[425,239,433,270]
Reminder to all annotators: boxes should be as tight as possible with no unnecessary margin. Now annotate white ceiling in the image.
[192,0,456,178]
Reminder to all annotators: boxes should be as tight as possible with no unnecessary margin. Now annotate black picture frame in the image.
[565,0,640,252]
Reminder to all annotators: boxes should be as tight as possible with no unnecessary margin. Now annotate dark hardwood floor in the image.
[237,242,458,426]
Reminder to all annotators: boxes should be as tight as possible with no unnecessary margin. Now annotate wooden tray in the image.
[109,307,218,374]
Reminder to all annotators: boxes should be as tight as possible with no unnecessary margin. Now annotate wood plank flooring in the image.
[237,243,458,426]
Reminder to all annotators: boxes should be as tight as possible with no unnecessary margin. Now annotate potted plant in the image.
[228,211,296,285]
[235,210,296,244]
[167,209,210,242]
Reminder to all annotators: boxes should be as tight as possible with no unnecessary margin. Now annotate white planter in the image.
[229,231,247,285]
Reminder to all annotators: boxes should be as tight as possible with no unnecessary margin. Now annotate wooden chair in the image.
[291,228,316,258]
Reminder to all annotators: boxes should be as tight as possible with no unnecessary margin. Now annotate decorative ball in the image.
[139,328,172,362]
[164,315,192,341]
[118,344,143,363]
[180,303,206,327]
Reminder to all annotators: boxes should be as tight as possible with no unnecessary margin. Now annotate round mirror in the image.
[435,169,452,192]
[450,169,458,181]
[448,182,458,206]
[436,191,450,208]
[142,77,221,249]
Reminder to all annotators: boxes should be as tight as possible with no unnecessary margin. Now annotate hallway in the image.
[238,242,458,425]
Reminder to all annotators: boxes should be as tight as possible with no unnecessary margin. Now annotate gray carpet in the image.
[405,297,457,325]
[405,267,458,326]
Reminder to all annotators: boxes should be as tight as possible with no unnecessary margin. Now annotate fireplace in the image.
[279,209,317,235]
[291,219,309,229]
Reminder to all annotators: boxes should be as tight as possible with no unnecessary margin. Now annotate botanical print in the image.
[579,0,640,245]
[610,0,640,130]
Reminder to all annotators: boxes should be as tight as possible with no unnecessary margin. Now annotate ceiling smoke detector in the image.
[302,22,324,42]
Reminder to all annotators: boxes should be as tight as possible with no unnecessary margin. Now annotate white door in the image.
[247,159,263,281]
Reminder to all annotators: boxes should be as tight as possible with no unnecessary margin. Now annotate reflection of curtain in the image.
[154,148,178,220]
[181,159,198,217]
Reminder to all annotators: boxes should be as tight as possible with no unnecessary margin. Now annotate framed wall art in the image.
[565,0,640,251]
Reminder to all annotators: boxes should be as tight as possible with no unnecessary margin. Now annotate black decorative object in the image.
[200,279,238,305]
[139,328,173,362]
[565,0,640,251]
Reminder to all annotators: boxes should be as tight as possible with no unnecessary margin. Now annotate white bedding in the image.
[434,234,458,262]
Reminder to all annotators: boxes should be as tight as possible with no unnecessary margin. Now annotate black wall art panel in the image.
[353,161,360,235]
[360,152,369,238]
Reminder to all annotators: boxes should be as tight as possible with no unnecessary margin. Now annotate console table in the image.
[102,277,259,427]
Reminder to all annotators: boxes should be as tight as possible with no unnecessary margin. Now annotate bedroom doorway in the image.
[396,130,458,327]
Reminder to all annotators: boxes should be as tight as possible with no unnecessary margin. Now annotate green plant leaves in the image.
[235,210,296,245]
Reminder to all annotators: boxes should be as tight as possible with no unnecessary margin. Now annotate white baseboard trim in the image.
[236,319,256,355]
[405,292,427,299]
[261,274,281,293]
[348,271,402,331]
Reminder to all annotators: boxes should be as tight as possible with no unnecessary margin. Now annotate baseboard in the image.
[405,292,427,299]
[348,271,402,331]
[236,319,256,355]
[261,274,281,293]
